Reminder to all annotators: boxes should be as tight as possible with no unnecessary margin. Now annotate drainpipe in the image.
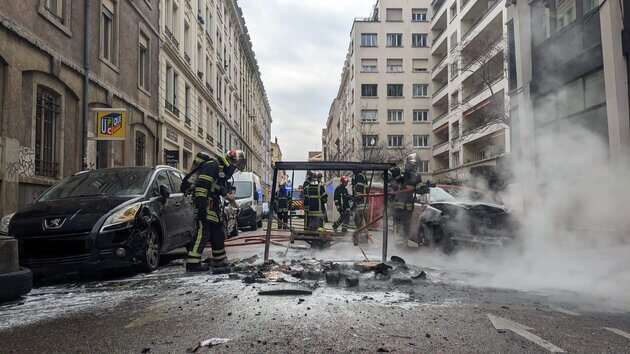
[82,0,90,171]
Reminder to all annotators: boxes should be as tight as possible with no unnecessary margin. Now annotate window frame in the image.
[362,135,378,148]
[135,130,147,167]
[413,135,430,148]
[413,110,429,123]
[387,110,404,123]
[38,0,72,36]
[385,8,403,22]
[99,0,119,70]
[387,135,404,148]
[387,33,403,47]
[413,84,429,97]
[34,86,60,178]
[411,8,428,22]
[138,27,151,94]
[361,84,378,97]
[360,33,378,47]
[412,33,428,48]
[387,84,403,97]
[361,109,378,123]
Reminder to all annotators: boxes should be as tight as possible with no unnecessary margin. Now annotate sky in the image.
[239,0,374,164]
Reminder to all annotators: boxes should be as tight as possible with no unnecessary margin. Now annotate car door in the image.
[167,170,194,246]
[152,170,177,250]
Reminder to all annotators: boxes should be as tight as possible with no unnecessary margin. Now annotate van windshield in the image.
[234,181,252,199]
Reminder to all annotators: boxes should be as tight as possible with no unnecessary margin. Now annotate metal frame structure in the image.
[264,161,396,262]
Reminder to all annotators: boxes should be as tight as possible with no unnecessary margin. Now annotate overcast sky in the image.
[239,0,374,164]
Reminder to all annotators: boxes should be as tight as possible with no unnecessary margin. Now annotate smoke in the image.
[396,124,630,310]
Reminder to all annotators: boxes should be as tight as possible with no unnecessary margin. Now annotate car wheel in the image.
[257,218,263,228]
[229,222,239,237]
[139,226,161,273]
[250,214,258,231]
[419,223,434,248]
[0,267,32,303]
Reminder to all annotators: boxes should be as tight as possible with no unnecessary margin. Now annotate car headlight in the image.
[239,201,252,208]
[0,213,15,235]
[103,202,142,228]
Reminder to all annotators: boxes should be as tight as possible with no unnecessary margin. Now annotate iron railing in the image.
[35,159,58,178]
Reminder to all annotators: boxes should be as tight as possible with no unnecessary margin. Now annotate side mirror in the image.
[159,185,171,203]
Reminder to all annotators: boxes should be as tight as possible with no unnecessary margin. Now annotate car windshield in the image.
[430,187,500,204]
[234,181,252,199]
[292,190,303,200]
[38,168,152,202]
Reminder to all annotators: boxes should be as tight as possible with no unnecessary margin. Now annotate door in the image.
[167,170,194,245]
[152,170,177,250]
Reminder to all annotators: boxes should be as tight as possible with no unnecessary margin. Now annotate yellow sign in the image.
[96,110,126,140]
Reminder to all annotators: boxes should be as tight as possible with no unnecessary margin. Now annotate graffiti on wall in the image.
[6,146,35,179]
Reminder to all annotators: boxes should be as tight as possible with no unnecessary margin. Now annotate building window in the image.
[412,58,428,72]
[39,0,72,35]
[387,84,403,97]
[387,33,403,47]
[450,61,459,80]
[412,33,428,47]
[185,85,191,126]
[388,135,404,147]
[450,3,458,19]
[184,22,191,64]
[45,0,64,21]
[100,0,118,67]
[417,160,429,173]
[556,0,576,30]
[361,58,378,72]
[138,31,150,91]
[507,21,517,91]
[413,110,429,122]
[35,87,59,177]
[387,110,403,123]
[205,56,212,87]
[413,84,428,97]
[361,84,378,97]
[386,59,403,72]
[386,8,403,21]
[361,33,377,47]
[362,135,378,148]
[583,0,601,14]
[412,8,427,21]
[135,131,146,166]
[165,65,179,115]
[413,135,429,147]
[450,31,458,51]
[361,109,378,123]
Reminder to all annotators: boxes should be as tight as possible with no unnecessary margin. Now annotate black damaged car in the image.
[0,166,195,275]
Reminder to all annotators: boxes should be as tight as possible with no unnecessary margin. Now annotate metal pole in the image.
[382,169,389,263]
[289,169,295,229]
[264,167,278,262]
[82,0,90,170]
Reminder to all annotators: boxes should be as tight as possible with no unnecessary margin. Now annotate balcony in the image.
[206,134,214,146]
[432,140,450,156]
[185,116,192,127]
[198,126,204,138]
[433,83,448,98]
[431,0,446,20]
[206,82,214,94]
[433,28,446,46]
[432,55,447,73]
[197,15,205,25]
[462,73,504,104]
[184,53,191,65]
[461,0,501,43]
[164,26,179,49]
[432,112,449,129]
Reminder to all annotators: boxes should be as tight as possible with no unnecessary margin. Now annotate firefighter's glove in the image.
[194,197,208,220]
[180,180,191,194]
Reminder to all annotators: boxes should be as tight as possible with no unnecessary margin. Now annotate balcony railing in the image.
[198,126,204,137]
[206,82,214,94]
[35,159,58,178]
[184,116,191,126]
[462,73,504,103]
[432,55,447,72]
[433,140,449,151]
[184,53,191,64]
[433,83,448,98]
[431,0,446,20]
[461,0,501,42]
[432,112,449,127]
[164,100,180,117]
[206,134,214,146]
[432,28,446,47]
[164,26,179,49]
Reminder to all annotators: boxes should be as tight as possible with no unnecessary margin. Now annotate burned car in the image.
[410,185,519,253]
[222,196,239,239]
[0,167,195,274]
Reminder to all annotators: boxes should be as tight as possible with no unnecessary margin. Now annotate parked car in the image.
[233,172,263,230]
[0,166,195,275]
[262,202,270,219]
[409,184,519,253]
[222,197,239,239]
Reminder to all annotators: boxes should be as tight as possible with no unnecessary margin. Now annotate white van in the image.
[232,172,263,230]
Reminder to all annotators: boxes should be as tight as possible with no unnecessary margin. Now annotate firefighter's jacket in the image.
[390,167,421,211]
[352,173,369,208]
[275,190,289,213]
[334,185,350,210]
[193,157,231,223]
[306,182,327,217]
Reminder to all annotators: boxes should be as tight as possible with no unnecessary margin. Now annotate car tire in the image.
[257,218,263,228]
[0,267,33,302]
[139,226,161,273]
[250,214,258,231]
[419,223,434,248]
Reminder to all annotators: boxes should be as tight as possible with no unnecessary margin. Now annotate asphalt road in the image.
[1,220,629,353]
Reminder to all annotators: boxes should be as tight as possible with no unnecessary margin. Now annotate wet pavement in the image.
[1,221,630,353]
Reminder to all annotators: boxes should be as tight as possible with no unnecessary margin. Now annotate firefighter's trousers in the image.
[333,209,350,232]
[393,209,412,248]
[277,211,289,229]
[187,219,227,266]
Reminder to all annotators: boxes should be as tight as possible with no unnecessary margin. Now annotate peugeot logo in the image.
[44,217,66,230]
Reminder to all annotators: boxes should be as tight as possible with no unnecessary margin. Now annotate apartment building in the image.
[159,0,273,197]
[270,137,288,186]
[428,0,510,182]
[507,0,629,199]
[0,0,161,215]
[325,0,433,173]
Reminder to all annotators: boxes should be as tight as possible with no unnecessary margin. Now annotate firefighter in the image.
[391,153,422,248]
[306,171,327,232]
[275,183,289,230]
[352,169,369,246]
[185,149,247,272]
[333,176,351,233]
[302,171,313,230]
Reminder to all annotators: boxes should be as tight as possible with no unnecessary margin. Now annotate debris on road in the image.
[258,288,313,296]
[345,276,359,287]
[412,271,427,280]
[325,271,341,285]
[390,256,406,265]
[187,338,231,353]
[392,277,413,286]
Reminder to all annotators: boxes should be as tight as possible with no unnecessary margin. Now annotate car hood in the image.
[431,201,509,213]
[10,196,138,237]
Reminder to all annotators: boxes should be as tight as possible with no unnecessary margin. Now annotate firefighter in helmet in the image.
[333,176,351,233]
[275,183,290,230]
[306,171,327,232]
[352,169,369,246]
[185,149,246,271]
[391,153,422,248]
